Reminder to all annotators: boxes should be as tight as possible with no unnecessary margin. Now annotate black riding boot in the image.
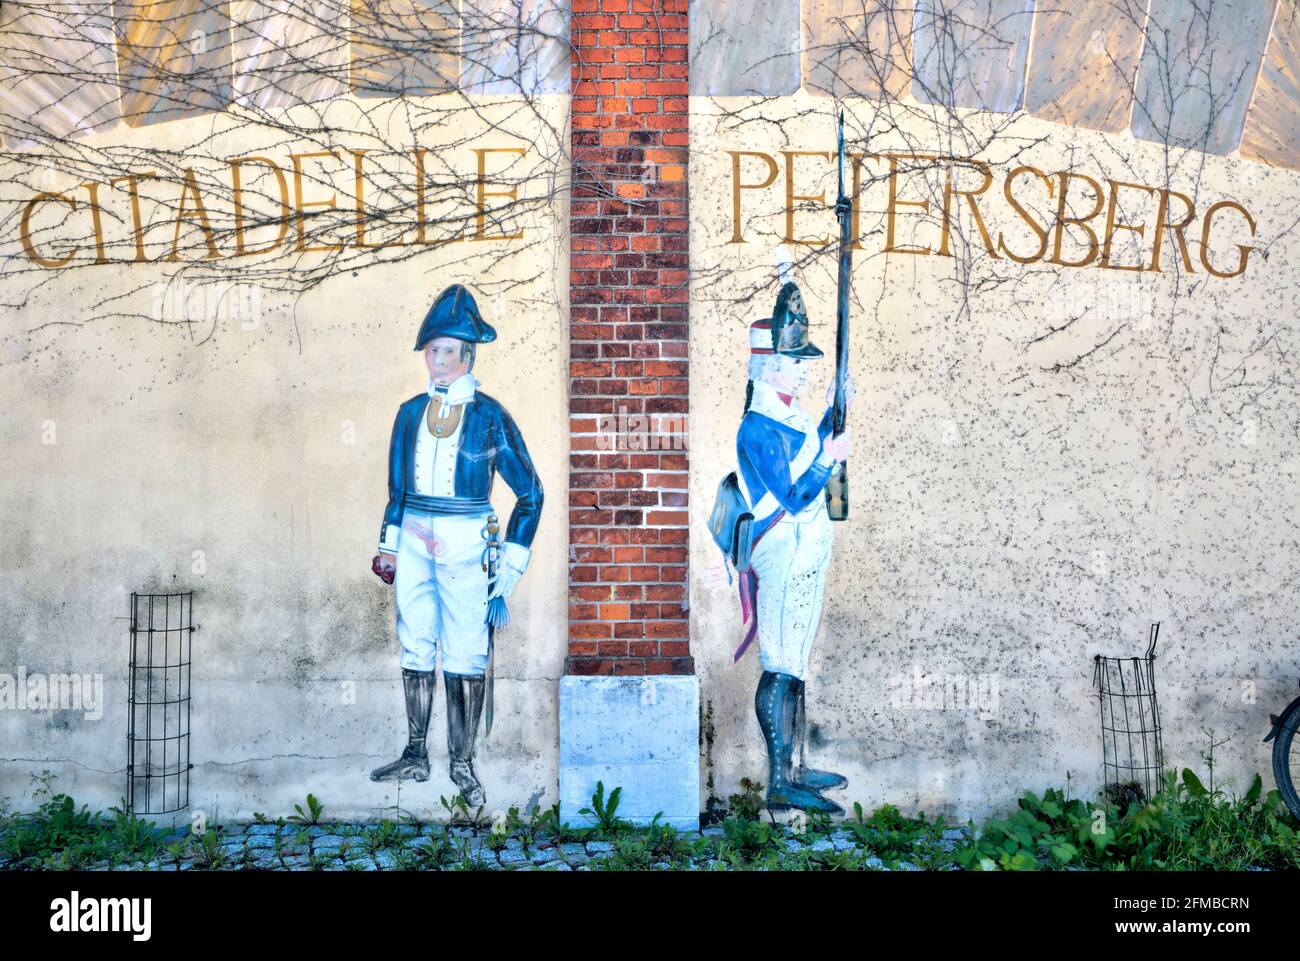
[793,678,848,792]
[444,671,487,808]
[370,669,434,782]
[754,671,842,814]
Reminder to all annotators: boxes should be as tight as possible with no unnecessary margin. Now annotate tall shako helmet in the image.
[748,280,823,359]
[415,284,498,350]
[769,281,822,358]
[745,276,823,413]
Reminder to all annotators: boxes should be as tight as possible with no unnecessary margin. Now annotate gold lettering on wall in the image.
[723,149,1258,279]
[167,168,221,262]
[1199,201,1256,279]
[997,165,1054,264]
[781,150,832,246]
[884,152,935,257]
[229,157,290,257]
[290,150,344,254]
[728,151,779,244]
[352,149,408,250]
[1149,188,1197,274]
[19,143,533,266]
[109,172,155,263]
[1099,180,1155,272]
[21,191,78,268]
[938,159,999,260]
[472,147,527,242]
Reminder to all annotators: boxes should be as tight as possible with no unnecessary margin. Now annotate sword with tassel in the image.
[481,513,507,736]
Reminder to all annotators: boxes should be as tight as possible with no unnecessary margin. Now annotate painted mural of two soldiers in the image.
[370,278,851,817]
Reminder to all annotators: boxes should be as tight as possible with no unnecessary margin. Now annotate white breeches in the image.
[394,508,491,676]
[750,514,833,680]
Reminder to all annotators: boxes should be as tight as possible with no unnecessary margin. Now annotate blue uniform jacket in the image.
[381,391,544,549]
[737,402,835,524]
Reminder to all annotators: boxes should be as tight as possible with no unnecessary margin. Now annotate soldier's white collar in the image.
[749,379,807,426]
[427,372,479,406]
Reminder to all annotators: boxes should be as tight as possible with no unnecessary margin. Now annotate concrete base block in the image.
[559,674,699,831]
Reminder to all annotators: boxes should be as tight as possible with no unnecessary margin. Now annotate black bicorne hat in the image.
[415,284,498,350]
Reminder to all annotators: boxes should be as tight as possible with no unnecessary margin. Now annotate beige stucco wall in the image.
[689,92,1299,821]
[0,95,570,823]
[5,82,1298,828]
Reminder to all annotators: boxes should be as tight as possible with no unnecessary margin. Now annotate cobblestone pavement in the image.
[2,823,974,872]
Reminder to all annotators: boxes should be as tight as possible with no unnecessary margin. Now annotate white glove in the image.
[489,565,521,601]
[489,542,530,600]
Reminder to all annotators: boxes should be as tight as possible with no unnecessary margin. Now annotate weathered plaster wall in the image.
[689,93,1300,821]
[4,2,1299,831]
[0,96,570,823]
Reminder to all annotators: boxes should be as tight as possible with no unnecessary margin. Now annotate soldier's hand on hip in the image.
[824,428,852,463]
[372,551,397,584]
[489,564,521,601]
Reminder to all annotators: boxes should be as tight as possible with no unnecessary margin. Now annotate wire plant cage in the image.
[1093,622,1165,806]
[127,592,194,816]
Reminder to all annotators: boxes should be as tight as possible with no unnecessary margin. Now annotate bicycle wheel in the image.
[1272,696,1300,821]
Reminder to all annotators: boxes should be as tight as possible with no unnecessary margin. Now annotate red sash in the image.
[733,510,785,663]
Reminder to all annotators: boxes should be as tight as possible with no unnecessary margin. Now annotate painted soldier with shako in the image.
[370,284,543,807]
[710,273,855,815]
[711,117,859,816]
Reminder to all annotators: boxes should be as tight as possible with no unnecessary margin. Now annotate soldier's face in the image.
[765,355,809,394]
[424,337,471,386]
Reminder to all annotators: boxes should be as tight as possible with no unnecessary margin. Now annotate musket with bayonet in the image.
[825,111,853,521]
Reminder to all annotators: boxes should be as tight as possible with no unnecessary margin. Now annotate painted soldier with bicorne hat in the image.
[369,284,543,808]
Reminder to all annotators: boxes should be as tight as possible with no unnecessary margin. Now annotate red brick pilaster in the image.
[568,0,691,676]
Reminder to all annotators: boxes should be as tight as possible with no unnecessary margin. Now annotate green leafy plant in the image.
[802,807,836,838]
[844,802,950,868]
[4,763,1296,873]
[163,838,190,867]
[390,827,464,871]
[579,781,626,835]
[954,788,1079,871]
[719,813,780,865]
[502,805,542,852]
[363,819,406,854]
[438,793,488,830]
[953,769,1300,872]
[602,833,654,870]
[107,804,160,862]
[727,778,765,822]
[191,829,228,870]
[533,800,588,843]
[287,793,325,826]
[0,773,164,870]
[644,817,694,864]
[805,847,876,871]
[448,835,492,871]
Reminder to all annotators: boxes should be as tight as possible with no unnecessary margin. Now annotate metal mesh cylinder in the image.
[127,592,194,815]
[1094,622,1165,805]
